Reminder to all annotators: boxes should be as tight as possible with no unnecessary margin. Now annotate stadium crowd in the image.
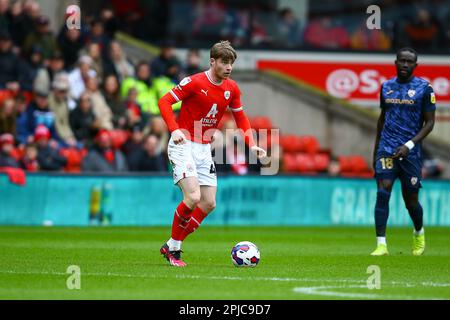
[0,0,445,178]
[107,0,450,53]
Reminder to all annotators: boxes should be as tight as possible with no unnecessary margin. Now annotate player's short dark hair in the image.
[210,40,237,63]
[396,47,418,62]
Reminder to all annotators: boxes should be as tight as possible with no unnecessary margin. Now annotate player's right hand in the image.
[171,129,187,145]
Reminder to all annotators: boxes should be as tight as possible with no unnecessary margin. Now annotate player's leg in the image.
[160,176,201,267]
[180,185,217,240]
[399,160,425,255]
[371,179,394,256]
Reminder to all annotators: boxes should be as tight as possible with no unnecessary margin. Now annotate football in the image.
[231,241,260,267]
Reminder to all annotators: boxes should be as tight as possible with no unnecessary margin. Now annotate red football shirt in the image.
[169,71,243,143]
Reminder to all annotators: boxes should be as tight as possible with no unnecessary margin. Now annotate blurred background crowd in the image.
[82,0,450,53]
[0,0,447,177]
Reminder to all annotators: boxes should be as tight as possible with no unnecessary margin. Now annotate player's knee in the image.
[184,190,201,207]
[202,199,216,213]
[405,200,419,212]
[376,189,391,205]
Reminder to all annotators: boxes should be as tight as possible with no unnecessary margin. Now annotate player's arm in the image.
[158,77,193,144]
[373,108,386,169]
[373,84,386,169]
[229,84,266,159]
[393,85,436,159]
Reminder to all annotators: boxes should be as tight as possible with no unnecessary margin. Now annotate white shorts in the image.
[167,137,217,186]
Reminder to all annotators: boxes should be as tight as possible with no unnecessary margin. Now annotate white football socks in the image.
[167,238,182,251]
[414,228,424,236]
[377,237,387,245]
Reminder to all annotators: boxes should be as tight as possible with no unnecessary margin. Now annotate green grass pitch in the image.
[0,226,449,300]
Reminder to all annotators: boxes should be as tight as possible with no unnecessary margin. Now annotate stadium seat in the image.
[279,135,301,153]
[250,116,273,130]
[60,148,87,173]
[313,153,330,172]
[109,130,130,149]
[282,153,298,172]
[299,135,319,154]
[296,153,317,174]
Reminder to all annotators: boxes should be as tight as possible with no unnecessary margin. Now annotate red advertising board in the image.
[257,60,450,107]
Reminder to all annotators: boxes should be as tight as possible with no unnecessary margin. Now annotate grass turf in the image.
[0,226,449,300]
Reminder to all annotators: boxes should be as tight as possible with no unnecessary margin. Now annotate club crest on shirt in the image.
[411,177,418,186]
[407,89,416,98]
[224,91,230,100]
[180,77,192,86]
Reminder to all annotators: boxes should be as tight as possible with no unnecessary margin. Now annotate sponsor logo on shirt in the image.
[385,98,415,105]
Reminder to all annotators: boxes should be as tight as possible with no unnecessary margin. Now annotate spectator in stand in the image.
[34,124,67,171]
[142,116,168,153]
[68,55,96,100]
[405,8,440,51]
[57,26,85,70]
[303,16,350,49]
[102,73,126,129]
[81,42,105,80]
[81,128,128,172]
[181,49,202,77]
[15,94,28,146]
[0,30,23,91]
[277,7,302,48]
[27,44,47,92]
[0,132,19,167]
[69,92,99,145]
[23,89,60,145]
[86,18,110,58]
[8,0,29,49]
[0,0,9,33]
[123,87,143,129]
[48,73,77,147]
[0,98,16,135]
[22,15,58,63]
[121,61,158,116]
[33,50,66,95]
[85,74,113,130]
[104,40,134,82]
[127,133,166,172]
[20,142,38,171]
[350,21,392,51]
[99,6,118,38]
[150,41,181,80]
[22,0,41,31]
[121,124,143,158]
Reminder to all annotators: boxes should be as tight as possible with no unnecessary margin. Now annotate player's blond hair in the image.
[210,40,237,63]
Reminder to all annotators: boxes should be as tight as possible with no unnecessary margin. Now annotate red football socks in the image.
[171,201,193,241]
[180,206,208,241]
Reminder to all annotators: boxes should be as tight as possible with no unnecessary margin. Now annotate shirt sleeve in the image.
[169,76,195,102]
[422,84,437,112]
[228,82,243,113]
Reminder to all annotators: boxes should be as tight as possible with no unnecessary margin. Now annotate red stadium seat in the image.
[250,116,273,130]
[313,153,330,172]
[109,130,130,149]
[299,136,319,154]
[279,135,301,153]
[282,153,298,172]
[296,153,317,174]
[60,148,87,172]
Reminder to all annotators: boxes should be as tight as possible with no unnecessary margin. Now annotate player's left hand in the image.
[392,145,409,159]
[250,145,267,159]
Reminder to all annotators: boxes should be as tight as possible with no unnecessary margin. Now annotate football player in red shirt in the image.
[158,40,266,266]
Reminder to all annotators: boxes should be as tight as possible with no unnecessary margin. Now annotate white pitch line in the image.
[1,270,449,297]
[292,285,446,300]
